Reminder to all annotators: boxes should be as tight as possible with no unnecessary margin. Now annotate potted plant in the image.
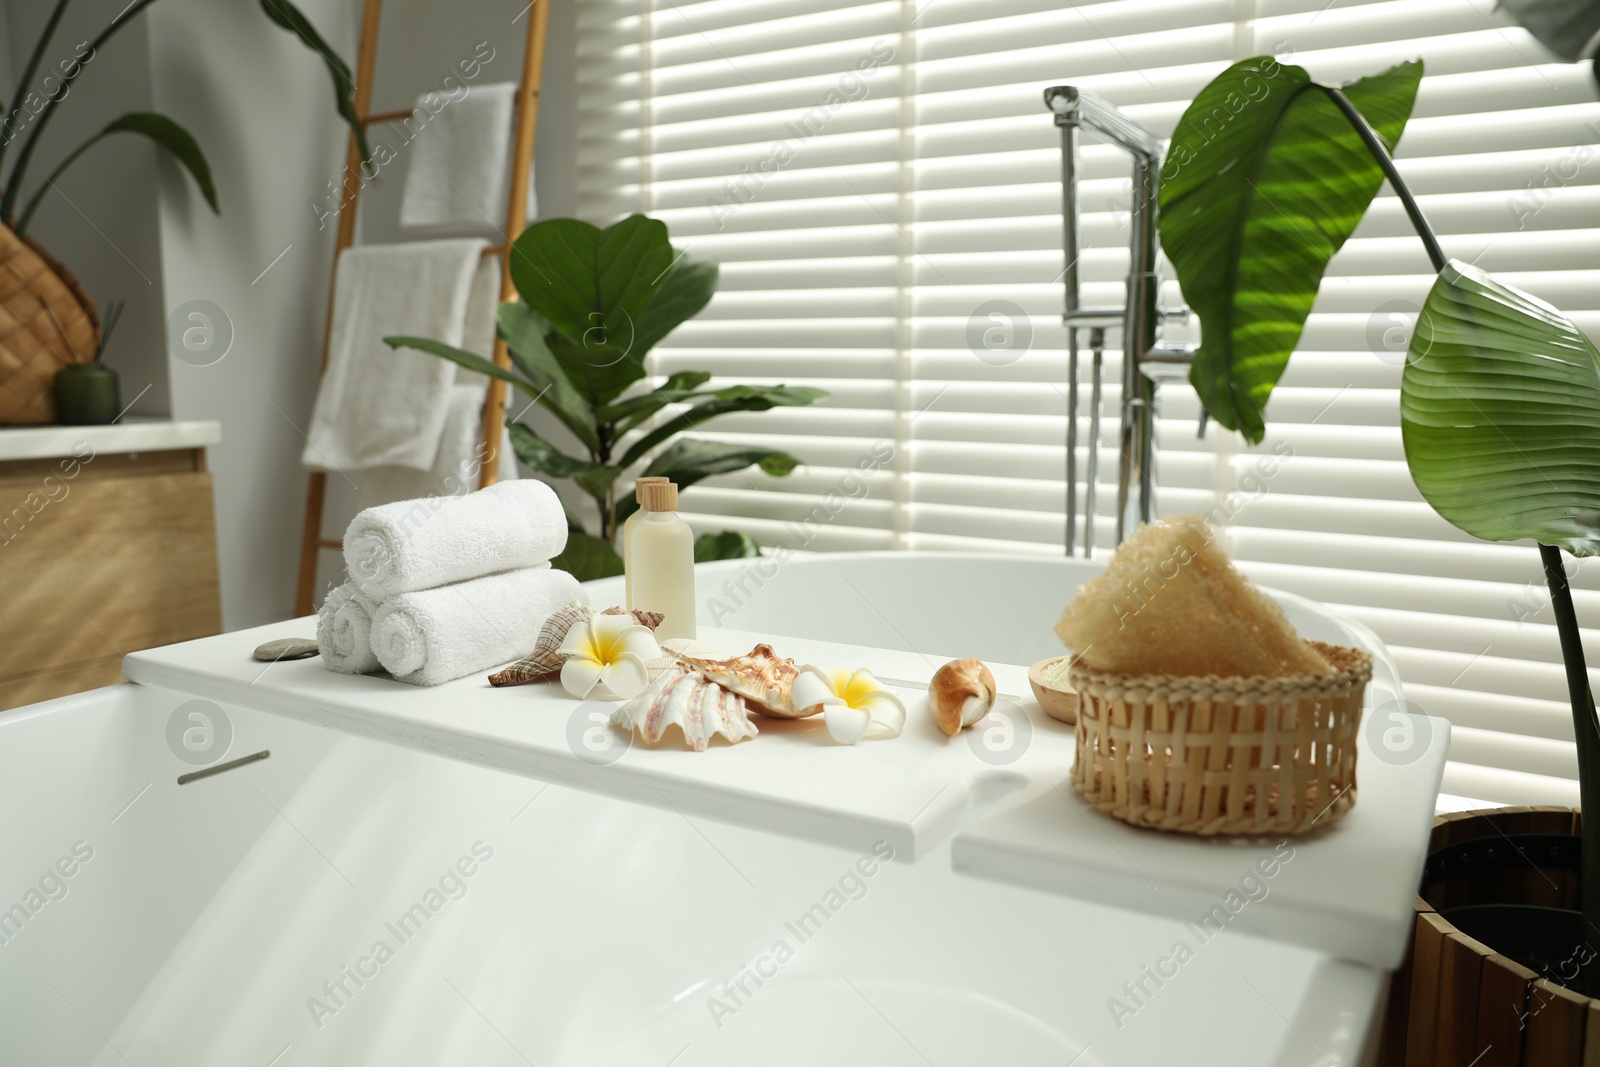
[1160,51,1600,1042]
[387,213,826,581]
[0,0,367,424]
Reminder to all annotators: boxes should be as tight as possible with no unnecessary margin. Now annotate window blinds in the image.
[574,0,1600,806]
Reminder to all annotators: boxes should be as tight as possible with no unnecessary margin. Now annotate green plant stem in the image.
[0,0,74,180]
[1541,543,1600,974]
[1336,80,1600,974]
[0,0,160,226]
[1324,87,1447,274]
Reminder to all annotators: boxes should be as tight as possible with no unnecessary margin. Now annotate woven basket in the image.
[0,223,100,424]
[1068,641,1371,837]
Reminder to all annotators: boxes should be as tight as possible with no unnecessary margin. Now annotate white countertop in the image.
[0,417,219,461]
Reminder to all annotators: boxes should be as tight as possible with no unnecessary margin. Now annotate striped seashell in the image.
[488,602,665,687]
[669,643,812,718]
[610,666,759,751]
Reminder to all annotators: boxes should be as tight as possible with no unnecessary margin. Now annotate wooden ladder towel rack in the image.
[293,0,549,617]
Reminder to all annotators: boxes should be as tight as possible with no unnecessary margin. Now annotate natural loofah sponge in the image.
[1055,515,1332,679]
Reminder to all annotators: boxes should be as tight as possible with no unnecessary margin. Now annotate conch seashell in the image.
[489,602,663,687]
[611,667,759,751]
[929,658,995,736]
[670,643,808,718]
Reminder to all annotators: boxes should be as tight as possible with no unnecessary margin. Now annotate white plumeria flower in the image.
[791,665,906,745]
[556,612,659,701]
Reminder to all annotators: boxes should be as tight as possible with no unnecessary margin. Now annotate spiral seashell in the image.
[929,658,995,736]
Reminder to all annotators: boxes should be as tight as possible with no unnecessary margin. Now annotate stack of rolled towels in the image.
[317,480,585,686]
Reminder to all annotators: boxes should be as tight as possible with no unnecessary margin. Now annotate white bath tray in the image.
[125,614,1447,969]
[950,711,1450,970]
[123,623,1074,862]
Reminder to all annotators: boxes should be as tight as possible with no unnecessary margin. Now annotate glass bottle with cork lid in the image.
[628,480,696,640]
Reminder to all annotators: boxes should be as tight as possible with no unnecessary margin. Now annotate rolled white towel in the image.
[317,582,381,675]
[370,567,586,686]
[344,479,567,601]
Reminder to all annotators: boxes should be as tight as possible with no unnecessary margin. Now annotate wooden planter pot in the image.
[1378,807,1600,1066]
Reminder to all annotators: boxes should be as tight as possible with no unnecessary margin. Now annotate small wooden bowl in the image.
[1028,656,1079,724]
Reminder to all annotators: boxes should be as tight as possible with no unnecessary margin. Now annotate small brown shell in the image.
[929,658,995,736]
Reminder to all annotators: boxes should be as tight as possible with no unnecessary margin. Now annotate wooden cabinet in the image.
[0,421,221,710]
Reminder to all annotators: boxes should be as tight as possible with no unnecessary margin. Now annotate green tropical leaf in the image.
[507,422,603,480]
[1401,261,1600,557]
[615,439,803,525]
[553,530,626,582]
[497,304,600,450]
[384,335,529,391]
[618,385,827,468]
[256,0,372,167]
[546,325,649,407]
[595,371,715,431]
[634,254,719,355]
[17,112,218,233]
[508,215,673,358]
[695,530,761,562]
[1159,56,1423,443]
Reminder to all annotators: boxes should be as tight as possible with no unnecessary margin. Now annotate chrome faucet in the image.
[1045,85,1195,555]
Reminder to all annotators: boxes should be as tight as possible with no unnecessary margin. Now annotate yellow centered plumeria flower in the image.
[556,612,659,701]
[791,665,906,745]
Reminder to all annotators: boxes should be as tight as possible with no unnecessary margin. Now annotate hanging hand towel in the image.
[399,83,537,233]
[302,238,487,472]
[317,581,381,675]
[371,566,585,686]
[455,254,503,386]
[343,478,567,600]
[355,384,519,511]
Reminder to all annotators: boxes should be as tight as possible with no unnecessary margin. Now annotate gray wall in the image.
[142,0,578,629]
[2,0,577,629]
[2,0,171,417]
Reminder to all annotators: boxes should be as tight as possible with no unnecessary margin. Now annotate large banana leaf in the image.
[257,0,371,167]
[1402,261,1600,557]
[508,215,673,358]
[1159,56,1423,443]
[16,112,217,233]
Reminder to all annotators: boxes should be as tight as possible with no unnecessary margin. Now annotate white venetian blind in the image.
[574,0,1600,806]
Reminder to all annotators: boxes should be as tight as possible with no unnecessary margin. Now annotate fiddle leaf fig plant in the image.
[1164,54,1600,983]
[387,214,826,581]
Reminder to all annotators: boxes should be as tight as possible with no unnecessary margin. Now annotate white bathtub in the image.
[1,553,1388,1065]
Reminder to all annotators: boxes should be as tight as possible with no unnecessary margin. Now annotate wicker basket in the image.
[0,223,100,424]
[1068,641,1371,836]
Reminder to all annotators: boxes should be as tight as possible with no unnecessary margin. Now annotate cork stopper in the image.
[638,480,679,512]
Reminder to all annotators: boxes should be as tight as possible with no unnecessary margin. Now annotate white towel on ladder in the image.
[355,384,518,511]
[302,238,487,473]
[399,82,537,233]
